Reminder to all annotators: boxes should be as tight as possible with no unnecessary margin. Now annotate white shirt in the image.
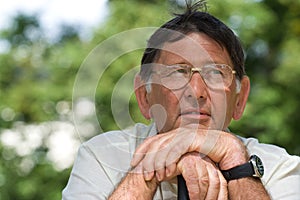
[62,123,300,200]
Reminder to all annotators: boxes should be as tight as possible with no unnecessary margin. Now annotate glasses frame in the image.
[152,64,236,90]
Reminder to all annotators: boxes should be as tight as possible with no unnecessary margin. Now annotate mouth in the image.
[179,109,211,120]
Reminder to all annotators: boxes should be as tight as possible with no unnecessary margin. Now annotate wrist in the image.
[221,155,264,181]
[109,171,158,200]
[127,172,159,195]
[227,177,270,199]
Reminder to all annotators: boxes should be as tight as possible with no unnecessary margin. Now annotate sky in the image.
[0,0,109,40]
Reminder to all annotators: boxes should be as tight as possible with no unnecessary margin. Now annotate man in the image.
[63,1,300,199]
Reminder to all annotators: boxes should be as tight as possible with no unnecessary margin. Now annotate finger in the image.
[195,161,209,200]
[141,135,171,181]
[182,159,203,200]
[141,141,162,181]
[202,156,228,199]
[154,145,169,181]
[178,153,209,200]
[165,132,192,172]
[159,134,187,180]
[131,134,162,167]
[151,134,176,181]
[217,170,228,200]
[166,162,177,178]
[204,162,221,200]
[143,166,155,181]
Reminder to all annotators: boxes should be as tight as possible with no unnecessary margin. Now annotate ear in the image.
[134,74,151,119]
[233,76,250,120]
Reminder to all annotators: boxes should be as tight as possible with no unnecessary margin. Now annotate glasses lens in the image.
[156,64,234,90]
[160,65,190,90]
[201,64,230,89]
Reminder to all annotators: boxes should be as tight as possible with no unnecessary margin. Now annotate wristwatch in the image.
[221,155,264,181]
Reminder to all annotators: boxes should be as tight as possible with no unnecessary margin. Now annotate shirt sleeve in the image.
[243,137,300,200]
[265,155,300,200]
[62,143,116,200]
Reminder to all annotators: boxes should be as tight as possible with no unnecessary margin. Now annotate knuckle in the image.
[199,176,209,187]
[142,160,153,172]
[154,160,165,171]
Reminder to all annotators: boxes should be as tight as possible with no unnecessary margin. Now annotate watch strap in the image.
[221,162,255,181]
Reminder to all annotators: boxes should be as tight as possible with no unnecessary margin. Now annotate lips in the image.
[180,109,210,116]
[179,109,211,121]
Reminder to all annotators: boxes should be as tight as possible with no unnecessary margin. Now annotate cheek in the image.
[209,90,236,128]
[210,90,227,111]
[226,88,238,112]
[151,85,180,107]
[211,87,237,109]
[149,86,181,131]
[223,90,238,126]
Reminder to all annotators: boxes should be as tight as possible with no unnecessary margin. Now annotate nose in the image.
[184,72,208,100]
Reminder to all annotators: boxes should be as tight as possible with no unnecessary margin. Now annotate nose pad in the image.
[185,72,208,100]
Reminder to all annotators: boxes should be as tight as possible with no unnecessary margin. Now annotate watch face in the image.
[251,155,264,177]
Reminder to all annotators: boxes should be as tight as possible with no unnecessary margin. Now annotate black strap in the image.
[177,175,189,200]
[221,162,254,181]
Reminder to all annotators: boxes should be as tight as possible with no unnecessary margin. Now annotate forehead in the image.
[155,32,233,67]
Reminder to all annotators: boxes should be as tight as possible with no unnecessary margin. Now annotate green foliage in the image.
[0,0,300,199]
[226,0,300,155]
[0,144,70,200]
[90,0,171,132]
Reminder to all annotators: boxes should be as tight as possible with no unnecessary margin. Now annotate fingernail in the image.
[144,171,152,181]
[166,168,170,177]
[156,173,161,181]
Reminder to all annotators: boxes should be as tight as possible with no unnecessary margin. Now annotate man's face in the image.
[140,32,245,133]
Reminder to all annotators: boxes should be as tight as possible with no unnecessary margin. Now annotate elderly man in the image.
[63,1,300,199]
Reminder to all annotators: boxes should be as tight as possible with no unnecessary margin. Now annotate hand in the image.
[131,126,248,181]
[177,152,228,200]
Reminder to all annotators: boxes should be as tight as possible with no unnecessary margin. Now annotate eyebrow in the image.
[166,61,221,68]
[166,63,190,67]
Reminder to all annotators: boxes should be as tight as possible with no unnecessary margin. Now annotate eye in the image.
[163,65,189,77]
[207,69,223,76]
[175,68,189,74]
[202,64,224,76]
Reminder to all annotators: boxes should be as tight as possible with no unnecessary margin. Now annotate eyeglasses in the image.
[153,64,236,90]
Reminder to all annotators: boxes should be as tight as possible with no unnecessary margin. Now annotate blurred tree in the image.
[222,0,300,155]
[2,13,41,46]
[0,13,86,200]
[90,0,171,131]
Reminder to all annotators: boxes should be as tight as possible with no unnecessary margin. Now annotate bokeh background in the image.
[0,0,299,199]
